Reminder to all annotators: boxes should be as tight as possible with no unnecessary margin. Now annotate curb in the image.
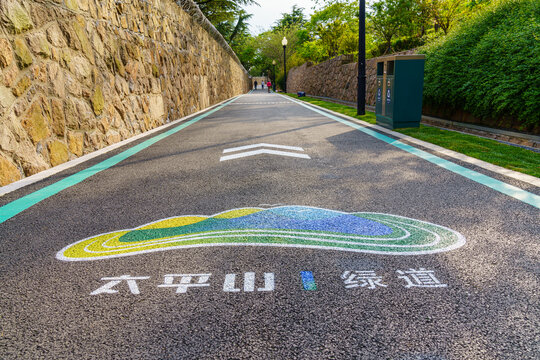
[284,95,540,188]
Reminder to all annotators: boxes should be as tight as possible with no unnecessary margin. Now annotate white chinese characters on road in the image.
[90,268,447,296]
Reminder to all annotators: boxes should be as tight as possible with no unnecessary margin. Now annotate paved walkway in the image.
[1,89,538,359]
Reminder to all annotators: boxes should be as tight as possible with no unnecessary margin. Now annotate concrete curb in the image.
[284,95,540,188]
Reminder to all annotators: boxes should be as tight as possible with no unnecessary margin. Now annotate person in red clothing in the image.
[267,81,271,93]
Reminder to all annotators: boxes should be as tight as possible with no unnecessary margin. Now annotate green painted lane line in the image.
[286,97,540,209]
[0,96,241,224]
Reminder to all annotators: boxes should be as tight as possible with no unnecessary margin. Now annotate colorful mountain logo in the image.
[56,206,466,261]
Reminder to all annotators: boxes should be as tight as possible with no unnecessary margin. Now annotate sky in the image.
[244,0,317,35]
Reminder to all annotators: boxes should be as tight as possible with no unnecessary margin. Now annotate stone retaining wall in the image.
[0,0,250,186]
[287,51,415,108]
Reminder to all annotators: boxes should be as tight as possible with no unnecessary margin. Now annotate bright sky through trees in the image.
[244,0,317,34]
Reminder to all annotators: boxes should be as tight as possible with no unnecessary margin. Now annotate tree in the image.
[428,0,467,35]
[273,5,307,31]
[368,0,418,53]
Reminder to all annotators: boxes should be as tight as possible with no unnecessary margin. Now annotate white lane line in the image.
[220,149,311,161]
[223,143,305,153]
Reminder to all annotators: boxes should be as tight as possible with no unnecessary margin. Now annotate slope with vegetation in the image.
[421,0,540,133]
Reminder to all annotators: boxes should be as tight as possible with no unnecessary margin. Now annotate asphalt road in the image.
[1,89,539,359]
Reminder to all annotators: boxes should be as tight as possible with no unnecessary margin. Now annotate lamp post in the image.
[272,60,276,92]
[282,37,288,93]
[357,0,366,115]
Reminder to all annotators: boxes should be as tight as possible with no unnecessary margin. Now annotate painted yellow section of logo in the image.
[57,206,466,261]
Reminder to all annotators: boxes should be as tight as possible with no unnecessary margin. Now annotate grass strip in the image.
[285,94,539,178]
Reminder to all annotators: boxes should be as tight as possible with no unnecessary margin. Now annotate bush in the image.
[420,0,540,130]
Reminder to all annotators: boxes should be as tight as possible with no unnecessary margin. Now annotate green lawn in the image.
[285,94,540,178]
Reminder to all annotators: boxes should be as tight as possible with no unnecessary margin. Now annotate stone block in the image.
[73,16,94,63]
[47,140,68,166]
[47,23,67,48]
[48,62,65,98]
[85,129,102,149]
[50,98,65,136]
[91,86,104,115]
[105,129,120,145]
[11,74,31,97]
[68,55,91,80]
[2,0,33,34]
[0,153,21,185]
[0,85,16,115]
[67,131,83,156]
[0,125,18,153]
[20,147,49,176]
[64,0,78,11]
[21,100,50,144]
[13,37,33,68]
[26,32,51,58]
[0,38,13,68]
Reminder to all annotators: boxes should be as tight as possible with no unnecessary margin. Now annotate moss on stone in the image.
[13,37,33,68]
[91,86,104,115]
[22,101,50,144]
[114,55,125,76]
[64,0,79,11]
[73,17,94,63]
[48,140,68,166]
[0,153,21,186]
[152,63,159,78]
[12,75,31,97]
[5,0,33,34]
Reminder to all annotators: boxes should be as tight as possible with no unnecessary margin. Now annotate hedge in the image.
[420,0,540,132]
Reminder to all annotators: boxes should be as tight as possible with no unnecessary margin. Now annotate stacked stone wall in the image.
[0,0,250,186]
[287,51,415,107]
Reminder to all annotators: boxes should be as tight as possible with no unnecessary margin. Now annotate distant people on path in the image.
[261,82,264,89]
[267,81,271,93]
[254,81,257,89]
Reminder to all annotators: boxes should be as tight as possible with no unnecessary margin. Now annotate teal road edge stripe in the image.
[285,96,540,209]
[0,96,242,224]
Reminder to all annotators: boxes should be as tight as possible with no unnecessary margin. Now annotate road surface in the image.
[1,89,538,359]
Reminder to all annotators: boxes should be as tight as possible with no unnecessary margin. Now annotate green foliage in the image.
[273,5,307,31]
[369,0,419,53]
[421,0,540,129]
[299,0,360,61]
[195,0,258,43]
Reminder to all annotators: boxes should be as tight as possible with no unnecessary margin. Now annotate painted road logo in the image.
[56,206,466,261]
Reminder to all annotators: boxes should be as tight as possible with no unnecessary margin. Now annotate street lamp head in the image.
[272,60,276,65]
[281,37,288,47]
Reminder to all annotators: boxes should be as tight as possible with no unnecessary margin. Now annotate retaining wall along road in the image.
[0,0,250,186]
[287,51,415,108]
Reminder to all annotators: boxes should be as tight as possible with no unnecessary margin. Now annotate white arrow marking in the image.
[223,143,305,153]
[220,149,311,161]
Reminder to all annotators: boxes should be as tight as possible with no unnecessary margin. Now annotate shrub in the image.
[420,0,540,130]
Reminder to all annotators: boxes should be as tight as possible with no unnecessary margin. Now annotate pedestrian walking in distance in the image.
[267,81,271,93]
[254,81,257,89]
[261,82,264,89]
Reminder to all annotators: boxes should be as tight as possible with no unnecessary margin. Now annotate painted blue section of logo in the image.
[119,206,393,243]
[301,271,317,291]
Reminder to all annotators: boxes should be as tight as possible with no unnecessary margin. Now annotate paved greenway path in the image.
[1,89,539,359]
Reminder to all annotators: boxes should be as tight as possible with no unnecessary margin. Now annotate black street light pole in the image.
[272,60,276,92]
[357,0,366,115]
[282,37,288,93]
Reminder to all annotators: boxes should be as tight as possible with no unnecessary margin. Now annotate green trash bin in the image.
[375,55,425,129]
